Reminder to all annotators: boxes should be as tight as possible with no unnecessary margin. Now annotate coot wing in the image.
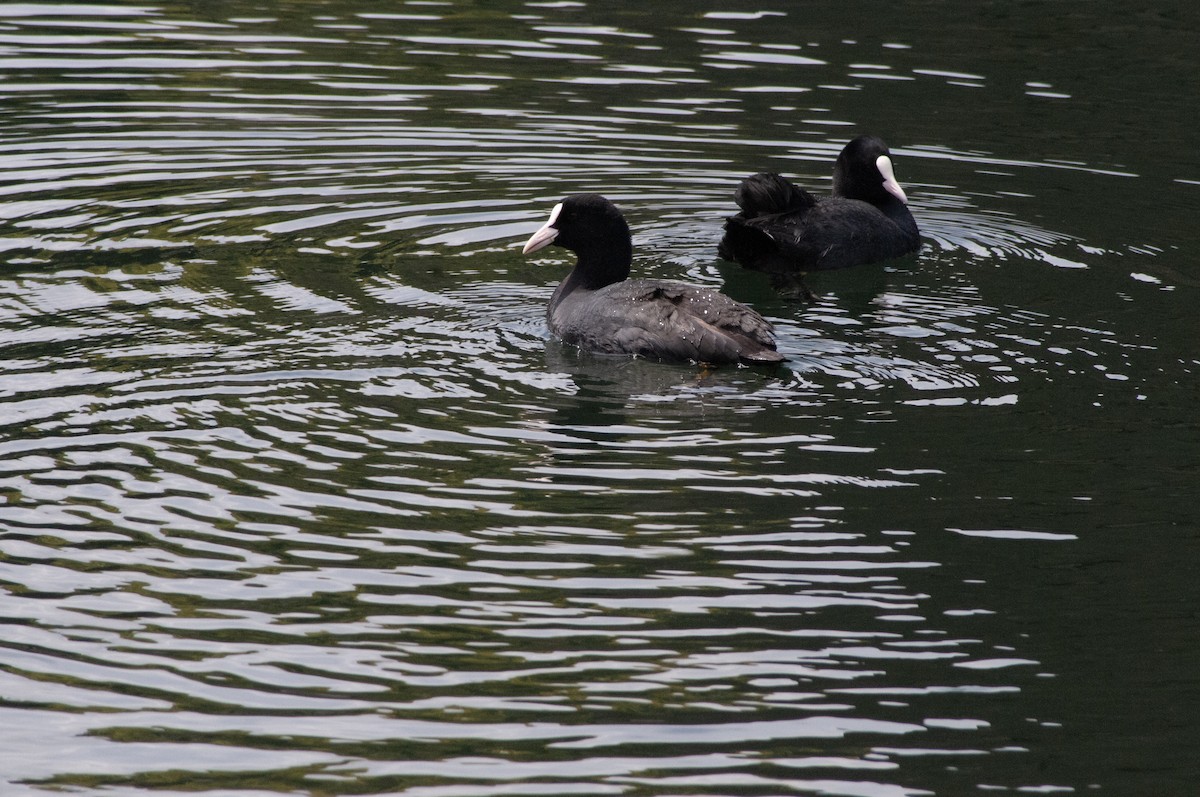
[552,280,782,365]
[725,197,916,273]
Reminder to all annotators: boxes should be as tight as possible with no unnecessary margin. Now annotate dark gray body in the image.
[549,275,783,365]
[719,191,919,273]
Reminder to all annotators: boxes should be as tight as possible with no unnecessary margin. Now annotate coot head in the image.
[522,194,629,258]
[523,193,633,288]
[833,135,909,206]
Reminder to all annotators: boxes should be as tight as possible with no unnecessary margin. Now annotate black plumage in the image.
[522,194,784,366]
[718,136,920,285]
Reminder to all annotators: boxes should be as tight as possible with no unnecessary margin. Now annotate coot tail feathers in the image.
[738,343,787,365]
[716,217,781,269]
[733,173,816,216]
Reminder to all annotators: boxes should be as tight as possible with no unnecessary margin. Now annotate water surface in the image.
[1,2,1198,795]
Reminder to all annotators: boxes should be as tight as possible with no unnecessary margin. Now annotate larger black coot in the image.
[718,135,920,290]
[522,194,785,366]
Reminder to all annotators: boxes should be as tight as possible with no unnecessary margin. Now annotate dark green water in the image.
[1,2,1197,795]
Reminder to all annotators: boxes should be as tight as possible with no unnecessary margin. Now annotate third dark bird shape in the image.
[718,135,920,295]
[523,194,785,366]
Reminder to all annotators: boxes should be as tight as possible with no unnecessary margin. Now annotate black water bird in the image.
[522,194,785,366]
[718,135,920,295]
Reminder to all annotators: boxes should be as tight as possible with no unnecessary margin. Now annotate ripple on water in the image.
[0,3,1184,795]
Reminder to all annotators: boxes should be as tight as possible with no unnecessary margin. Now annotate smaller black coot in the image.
[718,135,920,291]
[522,194,784,366]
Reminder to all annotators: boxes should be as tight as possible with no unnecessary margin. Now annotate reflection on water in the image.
[0,2,1197,795]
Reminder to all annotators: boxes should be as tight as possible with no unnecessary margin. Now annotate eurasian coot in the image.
[522,194,784,365]
[718,135,920,293]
